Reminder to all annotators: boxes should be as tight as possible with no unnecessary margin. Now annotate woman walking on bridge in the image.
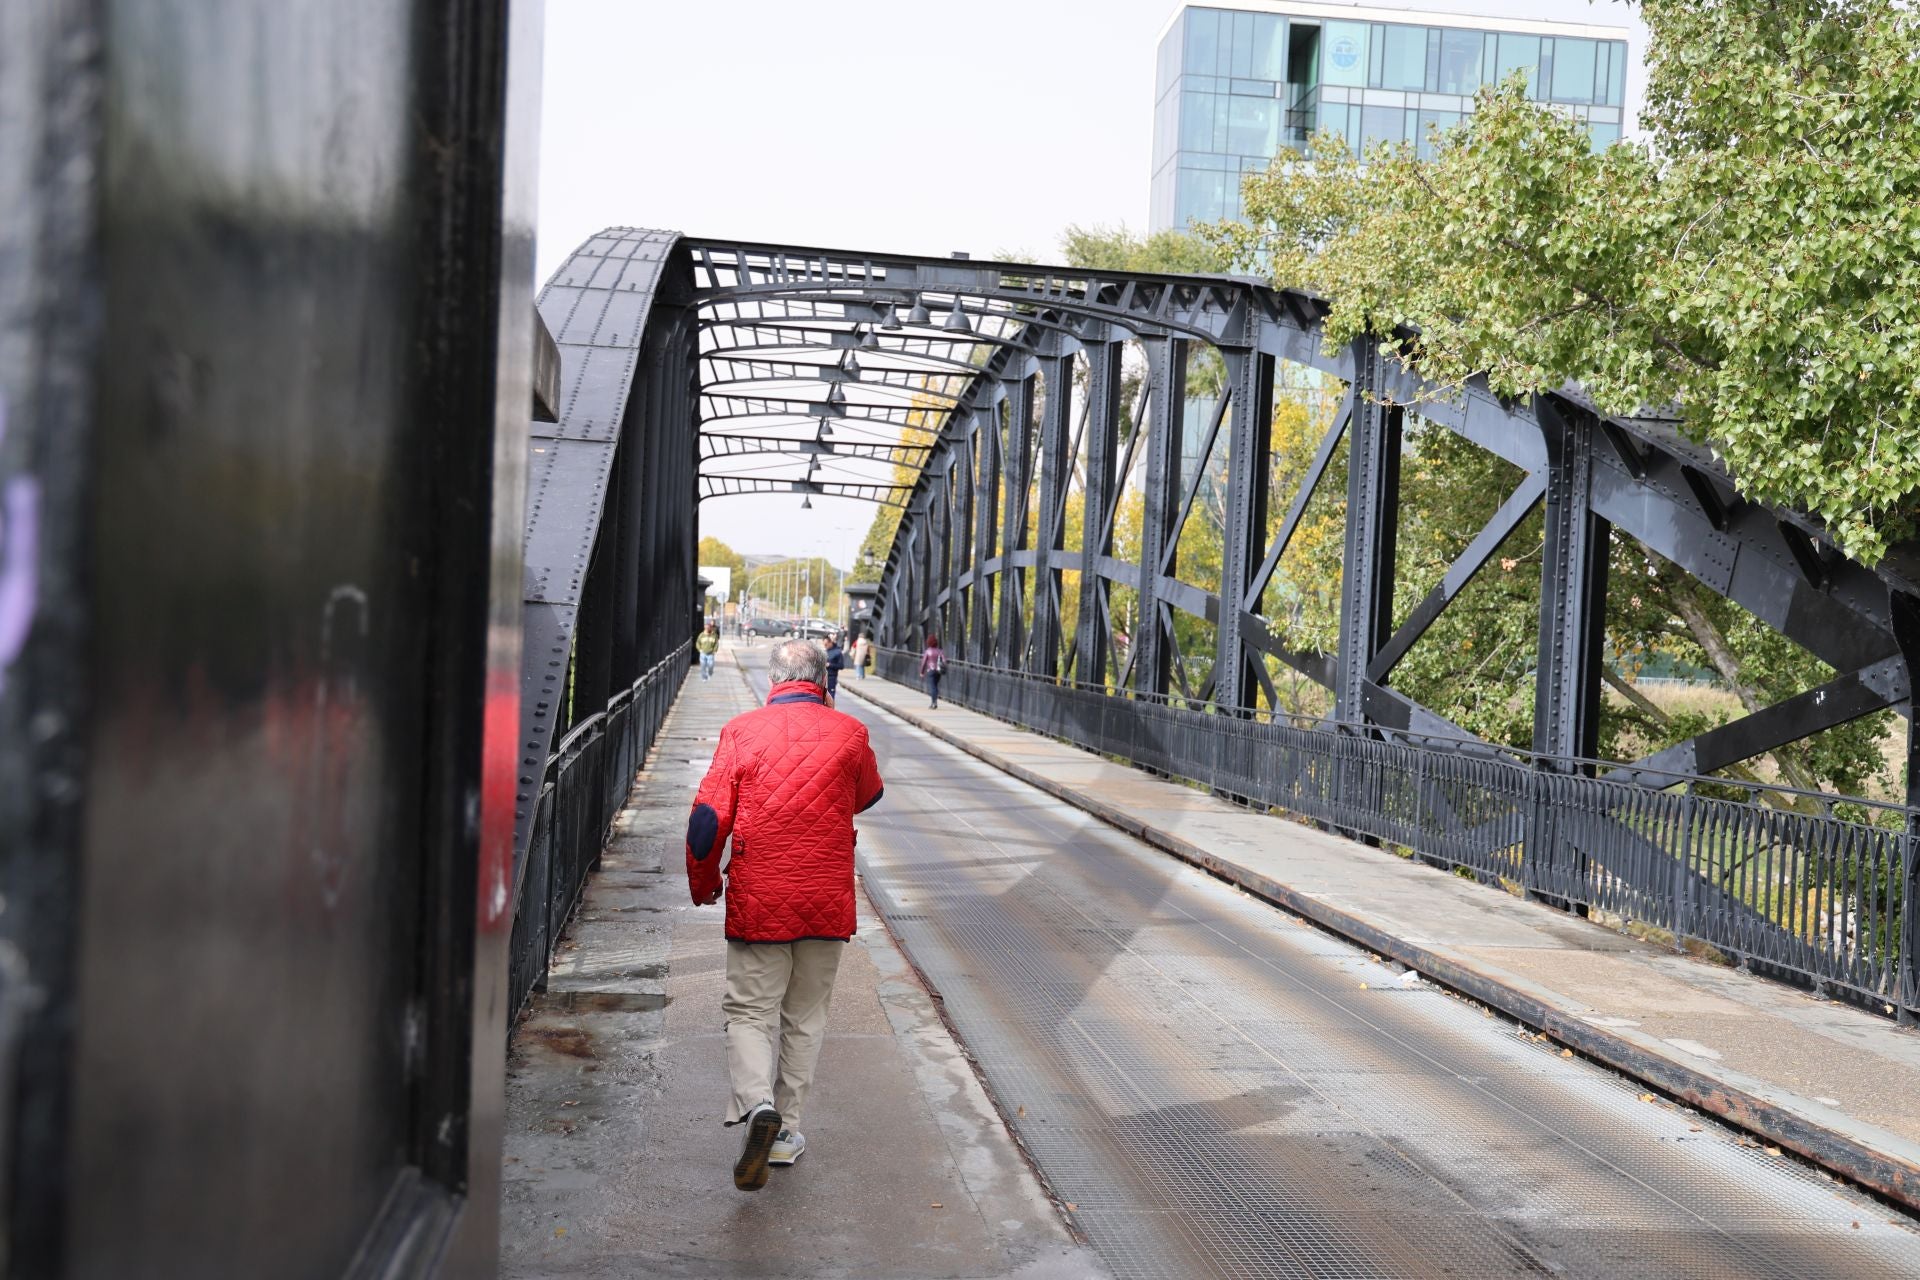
[919,634,946,709]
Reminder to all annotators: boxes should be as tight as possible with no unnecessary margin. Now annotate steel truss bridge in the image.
[520,227,1920,1041]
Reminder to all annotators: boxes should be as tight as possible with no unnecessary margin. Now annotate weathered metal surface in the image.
[3,1,542,1274]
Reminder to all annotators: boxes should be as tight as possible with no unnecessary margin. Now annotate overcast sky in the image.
[535,0,1647,565]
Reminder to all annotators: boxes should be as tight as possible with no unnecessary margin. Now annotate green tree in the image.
[1218,0,1920,568]
[697,535,745,582]
[1208,0,1903,798]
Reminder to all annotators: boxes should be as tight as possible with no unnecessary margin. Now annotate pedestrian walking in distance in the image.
[823,631,846,698]
[696,621,719,681]
[852,629,871,680]
[920,634,947,708]
[685,639,885,1190]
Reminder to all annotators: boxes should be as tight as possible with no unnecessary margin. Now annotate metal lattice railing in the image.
[880,648,1918,1021]
[508,641,691,1019]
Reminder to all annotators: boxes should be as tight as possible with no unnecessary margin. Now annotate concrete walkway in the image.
[841,672,1920,1213]
[500,647,1103,1279]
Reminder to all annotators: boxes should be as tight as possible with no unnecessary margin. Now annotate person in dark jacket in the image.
[823,633,846,698]
[685,640,884,1190]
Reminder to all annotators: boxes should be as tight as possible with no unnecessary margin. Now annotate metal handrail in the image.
[878,646,1916,1018]
[880,647,1908,820]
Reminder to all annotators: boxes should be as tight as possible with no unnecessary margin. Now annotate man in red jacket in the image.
[686,638,884,1191]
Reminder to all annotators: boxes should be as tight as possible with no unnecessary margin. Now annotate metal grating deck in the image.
[850,707,1920,1280]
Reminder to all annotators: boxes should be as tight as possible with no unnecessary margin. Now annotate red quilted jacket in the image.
[685,680,884,941]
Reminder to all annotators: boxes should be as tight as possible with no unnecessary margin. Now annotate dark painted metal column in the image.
[1529,395,1610,910]
[1215,341,1274,714]
[970,406,999,665]
[949,433,974,659]
[932,457,955,646]
[996,376,1035,670]
[1334,336,1402,725]
[1076,337,1124,687]
[1888,589,1920,1024]
[1532,396,1610,762]
[1134,337,1186,697]
[1030,353,1075,679]
[2,0,546,1273]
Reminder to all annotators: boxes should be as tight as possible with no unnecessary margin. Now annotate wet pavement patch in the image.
[532,990,670,1014]
[523,1025,596,1059]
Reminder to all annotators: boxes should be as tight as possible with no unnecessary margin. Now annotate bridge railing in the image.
[510,641,691,1017]
[880,648,1915,1020]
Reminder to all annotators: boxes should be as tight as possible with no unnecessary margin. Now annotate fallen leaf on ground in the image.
[555,1228,567,1238]
[1016,1105,1026,1117]
[1638,1093,1655,1103]
[1560,1049,1573,1058]
[930,1203,943,1209]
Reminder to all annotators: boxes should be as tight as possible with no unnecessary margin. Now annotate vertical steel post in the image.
[1532,395,1610,763]
[996,375,1035,669]
[1334,335,1402,725]
[1031,353,1075,679]
[935,456,958,646]
[1134,336,1187,698]
[1530,394,1610,910]
[950,431,975,659]
[1890,589,1920,1024]
[1077,337,1124,687]
[971,405,999,665]
[1215,340,1273,714]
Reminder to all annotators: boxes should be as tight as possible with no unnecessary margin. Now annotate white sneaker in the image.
[768,1128,807,1166]
[733,1102,782,1191]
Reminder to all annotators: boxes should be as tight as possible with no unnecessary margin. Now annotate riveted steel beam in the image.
[1215,341,1273,713]
[1335,337,1402,725]
[1134,337,1187,697]
[1075,338,1125,687]
[1030,353,1075,678]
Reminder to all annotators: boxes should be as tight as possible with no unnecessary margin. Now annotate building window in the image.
[1360,103,1404,150]
[1437,29,1483,95]
[1322,20,1369,88]
[1552,37,1596,103]
[1185,7,1221,75]
[1494,33,1539,91]
[1380,25,1426,92]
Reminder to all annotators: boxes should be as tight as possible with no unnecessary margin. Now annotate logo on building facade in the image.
[1331,36,1360,71]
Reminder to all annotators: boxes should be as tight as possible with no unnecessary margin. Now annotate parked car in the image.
[790,618,839,640]
[740,615,792,639]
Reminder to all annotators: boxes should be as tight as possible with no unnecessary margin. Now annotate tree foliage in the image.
[1215,0,1920,567]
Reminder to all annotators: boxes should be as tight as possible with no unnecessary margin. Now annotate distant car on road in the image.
[789,618,839,640]
[740,615,792,639]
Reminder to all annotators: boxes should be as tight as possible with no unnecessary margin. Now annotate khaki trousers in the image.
[722,938,845,1129]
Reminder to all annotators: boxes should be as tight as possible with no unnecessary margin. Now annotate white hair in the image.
[768,639,827,685]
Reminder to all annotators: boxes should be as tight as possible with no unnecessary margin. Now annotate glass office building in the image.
[1151,3,1631,230]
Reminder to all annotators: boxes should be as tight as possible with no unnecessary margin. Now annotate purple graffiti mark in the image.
[0,396,42,698]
